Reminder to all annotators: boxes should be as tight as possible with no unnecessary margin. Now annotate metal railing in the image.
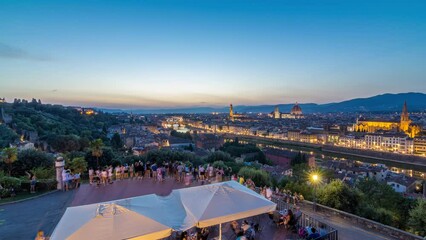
[255,189,338,240]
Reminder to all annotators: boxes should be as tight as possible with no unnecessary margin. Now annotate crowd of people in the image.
[61,168,81,191]
[86,162,230,187]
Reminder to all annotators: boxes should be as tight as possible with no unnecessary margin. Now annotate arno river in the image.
[226,137,426,180]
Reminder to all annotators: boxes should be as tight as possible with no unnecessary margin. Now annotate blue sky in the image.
[1,0,425,109]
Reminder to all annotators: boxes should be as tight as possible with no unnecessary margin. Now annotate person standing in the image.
[88,167,94,185]
[108,166,113,183]
[34,230,46,240]
[30,175,37,193]
[129,164,134,179]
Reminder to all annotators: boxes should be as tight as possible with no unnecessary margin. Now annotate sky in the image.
[0,0,426,109]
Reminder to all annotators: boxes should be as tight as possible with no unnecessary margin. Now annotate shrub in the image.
[32,167,56,179]
[20,179,57,192]
[238,167,271,187]
[212,161,227,170]
[1,176,20,198]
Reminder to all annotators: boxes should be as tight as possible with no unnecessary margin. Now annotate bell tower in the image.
[229,104,234,121]
[400,101,411,133]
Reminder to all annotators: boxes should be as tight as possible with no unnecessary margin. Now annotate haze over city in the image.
[1,0,426,109]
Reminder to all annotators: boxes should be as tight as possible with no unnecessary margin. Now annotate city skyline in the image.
[1,1,426,108]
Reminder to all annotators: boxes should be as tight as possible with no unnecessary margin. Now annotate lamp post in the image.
[311,173,319,212]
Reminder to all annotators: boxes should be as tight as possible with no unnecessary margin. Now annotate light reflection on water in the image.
[227,138,426,180]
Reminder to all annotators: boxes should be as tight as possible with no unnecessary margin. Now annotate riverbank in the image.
[225,134,426,173]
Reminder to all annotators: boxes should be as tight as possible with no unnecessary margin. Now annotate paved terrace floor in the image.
[0,178,396,240]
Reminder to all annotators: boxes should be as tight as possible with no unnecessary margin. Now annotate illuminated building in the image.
[365,133,413,154]
[280,103,305,119]
[229,103,244,121]
[268,103,305,119]
[229,104,234,121]
[354,102,421,137]
[414,137,426,156]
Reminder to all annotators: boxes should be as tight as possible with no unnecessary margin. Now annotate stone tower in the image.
[273,106,280,119]
[400,101,411,133]
[229,104,234,121]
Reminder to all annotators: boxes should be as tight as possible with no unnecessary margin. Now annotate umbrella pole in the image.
[219,223,222,240]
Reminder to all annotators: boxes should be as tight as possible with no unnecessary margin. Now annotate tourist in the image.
[266,186,272,200]
[134,162,141,180]
[129,163,134,179]
[88,167,94,185]
[115,165,121,181]
[235,231,247,240]
[138,161,145,180]
[30,175,37,193]
[199,165,205,181]
[294,206,302,220]
[101,168,108,186]
[146,161,151,178]
[161,165,166,181]
[208,164,214,181]
[231,174,237,181]
[239,175,245,185]
[73,172,81,188]
[177,162,184,182]
[307,227,320,240]
[318,224,327,237]
[282,209,294,226]
[121,165,127,179]
[62,169,68,191]
[192,165,198,182]
[152,163,158,181]
[108,166,113,184]
[34,230,46,240]
[157,165,163,182]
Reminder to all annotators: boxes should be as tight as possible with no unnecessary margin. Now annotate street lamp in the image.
[311,173,320,211]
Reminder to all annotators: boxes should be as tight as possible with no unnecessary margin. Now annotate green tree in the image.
[0,125,19,148]
[408,199,426,236]
[317,180,362,213]
[110,133,123,150]
[205,151,234,163]
[90,139,104,168]
[1,147,18,176]
[67,157,88,174]
[238,167,271,186]
[15,149,54,175]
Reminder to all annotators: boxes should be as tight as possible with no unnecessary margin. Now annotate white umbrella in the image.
[176,181,277,239]
[50,203,172,240]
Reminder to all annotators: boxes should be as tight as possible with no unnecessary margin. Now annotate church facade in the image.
[269,103,304,119]
[354,102,421,138]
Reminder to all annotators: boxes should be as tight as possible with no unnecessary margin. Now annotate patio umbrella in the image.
[50,202,172,240]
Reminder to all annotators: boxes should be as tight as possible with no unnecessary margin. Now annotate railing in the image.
[255,189,338,240]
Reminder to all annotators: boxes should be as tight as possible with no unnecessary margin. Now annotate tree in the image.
[90,139,104,168]
[1,147,18,176]
[0,125,19,148]
[408,199,426,236]
[238,167,271,187]
[15,149,54,175]
[110,133,123,150]
[205,151,234,163]
[67,157,88,174]
[317,180,362,213]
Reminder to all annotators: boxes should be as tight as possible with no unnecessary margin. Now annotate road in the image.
[0,191,75,240]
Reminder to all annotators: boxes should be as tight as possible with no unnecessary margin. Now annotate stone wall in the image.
[303,200,423,240]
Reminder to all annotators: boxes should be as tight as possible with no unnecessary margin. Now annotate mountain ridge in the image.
[97,92,426,114]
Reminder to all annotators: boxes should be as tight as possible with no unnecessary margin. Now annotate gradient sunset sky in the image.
[1,0,425,109]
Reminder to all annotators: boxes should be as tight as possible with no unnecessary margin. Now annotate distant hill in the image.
[100,92,426,114]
